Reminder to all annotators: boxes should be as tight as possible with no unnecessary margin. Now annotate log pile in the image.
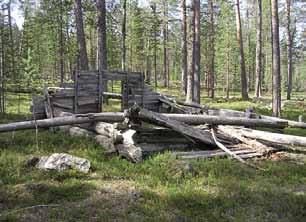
[2,89,305,165]
[2,100,306,165]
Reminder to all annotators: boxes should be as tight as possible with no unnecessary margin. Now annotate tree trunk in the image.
[74,0,89,70]
[59,0,64,83]
[186,0,195,103]
[255,0,262,98]
[286,0,293,100]
[181,0,187,95]
[97,0,108,106]
[152,4,158,89]
[97,0,107,71]
[226,16,230,99]
[208,0,215,99]
[235,0,249,100]
[121,0,127,71]
[271,0,281,117]
[193,0,201,104]
[163,0,169,88]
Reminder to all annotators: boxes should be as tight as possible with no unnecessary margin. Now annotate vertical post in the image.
[98,69,103,112]
[73,70,78,113]
[141,72,144,108]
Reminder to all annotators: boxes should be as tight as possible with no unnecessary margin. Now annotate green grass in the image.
[0,89,306,221]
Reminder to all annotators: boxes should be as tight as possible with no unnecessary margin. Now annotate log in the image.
[217,125,274,154]
[94,122,123,144]
[207,107,306,129]
[0,109,288,133]
[219,126,306,148]
[174,148,262,160]
[260,115,306,129]
[0,112,126,133]
[129,106,216,146]
[103,92,122,100]
[140,143,191,154]
[163,113,288,128]
[115,129,142,163]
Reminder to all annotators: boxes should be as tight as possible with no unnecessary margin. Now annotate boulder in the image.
[33,153,91,173]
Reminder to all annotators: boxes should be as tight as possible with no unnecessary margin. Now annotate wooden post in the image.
[98,69,103,112]
[73,70,78,113]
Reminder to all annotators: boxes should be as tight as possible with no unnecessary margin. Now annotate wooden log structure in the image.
[218,126,306,149]
[0,109,290,133]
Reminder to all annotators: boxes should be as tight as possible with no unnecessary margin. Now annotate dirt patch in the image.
[13,180,143,222]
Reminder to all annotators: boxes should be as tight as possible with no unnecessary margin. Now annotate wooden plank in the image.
[98,70,103,111]
[74,70,78,113]
[129,107,216,146]
[176,149,261,160]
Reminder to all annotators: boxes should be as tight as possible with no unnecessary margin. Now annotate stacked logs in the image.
[2,103,306,164]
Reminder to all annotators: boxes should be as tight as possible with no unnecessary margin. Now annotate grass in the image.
[0,88,306,221]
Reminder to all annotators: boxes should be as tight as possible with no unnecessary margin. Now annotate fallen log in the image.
[163,113,288,128]
[219,126,306,148]
[207,108,306,129]
[129,106,216,146]
[103,92,122,100]
[174,148,262,160]
[0,109,288,133]
[0,112,126,133]
[94,122,123,144]
[260,115,306,129]
[115,129,142,163]
[211,128,249,165]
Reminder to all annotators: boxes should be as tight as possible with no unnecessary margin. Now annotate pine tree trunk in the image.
[271,0,281,117]
[235,0,249,100]
[186,0,195,103]
[208,0,215,99]
[226,21,230,99]
[74,0,89,70]
[97,0,107,71]
[255,0,262,98]
[121,0,127,71]
[152,4,158,89]
[193,0,201,104]
[181,0,187,95]
[286,0,293,100]
[163,0,169,88]
[59,0,64,83]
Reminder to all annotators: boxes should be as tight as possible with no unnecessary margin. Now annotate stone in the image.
[35,153,91,173]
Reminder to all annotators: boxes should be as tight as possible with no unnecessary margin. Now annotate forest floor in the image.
[0,88,306,222]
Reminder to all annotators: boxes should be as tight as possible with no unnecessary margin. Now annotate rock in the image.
[26,156,40,167]
[34,153,91,173]
[95,135,117,155]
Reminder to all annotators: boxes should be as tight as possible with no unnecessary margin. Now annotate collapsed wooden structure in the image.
[3,70,306,165]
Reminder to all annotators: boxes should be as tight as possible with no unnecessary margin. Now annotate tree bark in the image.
[235,0,249,100]
[271,0,281,117]
[121,0,127,71]
[163,0,169,88]
[97,0,107,71]
[255,0,262,98]
[186,1,195,103]
[208,0,215,99]
[181,0,187,95]
[193,0,201,104]
[74,0,89,70]
[219,126,306,148]
[286,0,293,100]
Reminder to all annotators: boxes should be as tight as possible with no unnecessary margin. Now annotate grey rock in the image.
[35,153,91,173]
